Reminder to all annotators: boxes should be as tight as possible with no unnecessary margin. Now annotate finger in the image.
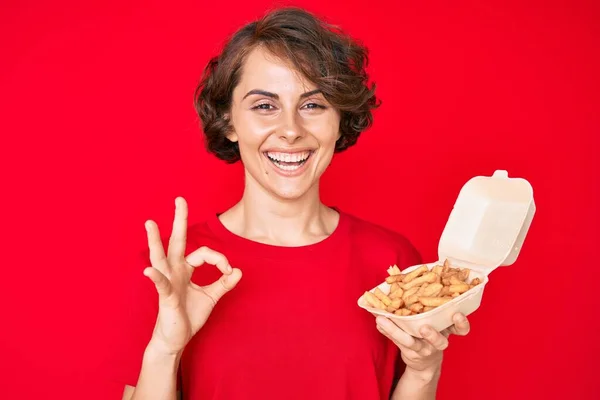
[143,267,173,298]
[376,316,423,352]
[202,268,242,304]
[420,325,449,351]
[146,220,169,273]
[449,313,471,336]
[185,246,233,274]
[168,197,188,262]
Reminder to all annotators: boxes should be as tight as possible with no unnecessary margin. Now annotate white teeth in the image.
[276,163,301,171]
[266,151,310,163]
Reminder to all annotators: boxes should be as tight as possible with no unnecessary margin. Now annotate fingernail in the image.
[227,265,233,273]
[422,327,432,336]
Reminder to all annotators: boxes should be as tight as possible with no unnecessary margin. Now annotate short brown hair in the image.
[194,7,380,163]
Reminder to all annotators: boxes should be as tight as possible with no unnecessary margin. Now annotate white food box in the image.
[357,170,536,338]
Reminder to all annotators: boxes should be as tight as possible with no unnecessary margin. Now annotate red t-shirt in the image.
[112,209,421,400]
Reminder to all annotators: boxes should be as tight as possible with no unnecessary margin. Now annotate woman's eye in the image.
[303,103,325,109]
[253,103,274,110]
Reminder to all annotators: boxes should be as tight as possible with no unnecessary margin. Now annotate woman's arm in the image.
[123,341,182,400]
[120,198,241,400]
[376,313,471,400]
[391,366,441,400]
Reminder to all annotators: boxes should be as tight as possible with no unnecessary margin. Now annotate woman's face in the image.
[228,46,341,200]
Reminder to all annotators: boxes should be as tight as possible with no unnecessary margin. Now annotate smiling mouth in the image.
[264,150,314,172]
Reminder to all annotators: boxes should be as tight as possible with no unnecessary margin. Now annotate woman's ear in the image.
[226,130,239,143]
[224,113,238,142]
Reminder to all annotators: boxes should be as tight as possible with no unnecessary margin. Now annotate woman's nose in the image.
[278,112,305,143]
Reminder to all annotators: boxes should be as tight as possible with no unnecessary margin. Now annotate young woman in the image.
[118,7,470,400]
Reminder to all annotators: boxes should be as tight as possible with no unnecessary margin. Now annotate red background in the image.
[1,0,598,399]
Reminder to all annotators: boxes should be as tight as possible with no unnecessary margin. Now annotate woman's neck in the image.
[217,173,339,247]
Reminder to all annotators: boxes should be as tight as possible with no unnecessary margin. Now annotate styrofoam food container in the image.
[358,170,536,338]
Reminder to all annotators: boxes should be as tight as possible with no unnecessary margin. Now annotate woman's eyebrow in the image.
[242,88,322,100]
[243,89,278,100]
[299,89,322,98]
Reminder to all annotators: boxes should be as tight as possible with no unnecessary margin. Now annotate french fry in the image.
[374,287,392,306]
[403,272,437,290]
[440,285,451,297]
[458,268,470,281]
[402,287,419,301]
[389,287,404,299]
[365,259,482,318]
[449,283,470,294]
[387,265,402,275]
[405,294,420,307]
[385,274,405,284]
[422,283,443,297]
[364,291,386,310]
[417,282,430,296]
[442,270,458,279]
[394,308,412,316]
[409,303,424,313]
[419,296,452,307]
[402,265,428,283]
[390,297,403,310]
[450,275,464,285]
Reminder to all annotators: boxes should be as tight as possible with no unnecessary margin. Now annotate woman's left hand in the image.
[376,313,471,374]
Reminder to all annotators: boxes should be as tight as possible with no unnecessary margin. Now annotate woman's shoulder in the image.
[339,209,422,266]
[340,209,413,243]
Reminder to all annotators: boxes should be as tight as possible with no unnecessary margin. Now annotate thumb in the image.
[203,268,242,304]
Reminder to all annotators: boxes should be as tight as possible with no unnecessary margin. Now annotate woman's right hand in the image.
[142,197,242,356]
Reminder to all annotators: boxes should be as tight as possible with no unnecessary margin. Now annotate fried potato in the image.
[409,303,424,313]
[419,296,452,307]
[364,291,386,310]
[366,259,483,317]
[374,287,393,306]
[417,282,430,296]
[449,283,470,294]
[402,265,428,283]
[387,265,402,276]
[422,283,443,297]
[394,308,412,316]
[439,285,450,296]
[458,268,470,281]
[402,287,419,301]
[385,274,405,284]
[449,275,464,285]
[389,287,404,299]
[404,294,421,307]
[403,272,437,290]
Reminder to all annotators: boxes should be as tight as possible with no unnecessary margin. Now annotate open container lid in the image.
[438,170,536,275]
